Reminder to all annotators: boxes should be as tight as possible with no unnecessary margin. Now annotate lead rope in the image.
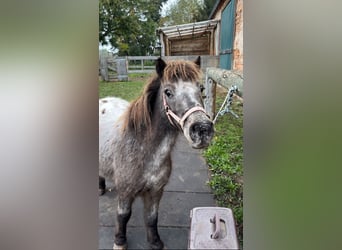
[213,85,241,124]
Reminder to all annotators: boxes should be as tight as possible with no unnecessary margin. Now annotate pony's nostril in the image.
[190,121,214,141]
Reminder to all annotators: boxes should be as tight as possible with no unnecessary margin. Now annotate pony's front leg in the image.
[143,189,165,250]
[99,176,106,195]
[114,197,133,250]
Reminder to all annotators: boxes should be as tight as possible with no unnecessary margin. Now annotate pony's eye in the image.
[200,85,205,93]
[164,89,173,98]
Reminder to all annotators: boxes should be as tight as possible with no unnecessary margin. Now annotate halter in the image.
[162,93,210,130]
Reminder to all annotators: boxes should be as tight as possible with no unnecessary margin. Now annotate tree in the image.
[99,0,167,55]
[161,0,203,26]
[160,0,218,26]
[203,0,217,19]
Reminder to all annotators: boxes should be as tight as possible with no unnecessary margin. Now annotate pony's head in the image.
[157,57,214,149]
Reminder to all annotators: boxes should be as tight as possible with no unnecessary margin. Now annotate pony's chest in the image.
[143,137,174,188]
[145,135,175,167]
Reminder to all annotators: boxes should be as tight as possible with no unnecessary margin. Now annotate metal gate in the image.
[219,0,235,70]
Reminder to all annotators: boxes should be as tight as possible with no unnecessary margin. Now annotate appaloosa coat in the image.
[99,57,214,249]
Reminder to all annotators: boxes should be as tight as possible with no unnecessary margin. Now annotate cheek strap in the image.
[163,94,209,130]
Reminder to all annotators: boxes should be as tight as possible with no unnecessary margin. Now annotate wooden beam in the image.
[160,32,165,56]
[204,77,217,120]
[206,67,243,94]
[177,27,182,38]
[205,67,243,119]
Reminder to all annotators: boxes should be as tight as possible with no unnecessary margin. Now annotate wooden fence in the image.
[99,55,219,82]
[127,56,220,74]
[204,68,243,119]
[99,56,128,81]
[126,56,158,73]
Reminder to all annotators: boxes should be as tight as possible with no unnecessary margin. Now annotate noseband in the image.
[162,93,210,130]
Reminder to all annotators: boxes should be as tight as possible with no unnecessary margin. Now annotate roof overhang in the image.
[156,20,219,40]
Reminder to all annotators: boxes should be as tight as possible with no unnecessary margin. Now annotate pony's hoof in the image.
[150,241,165,250]
[113,243,127,250]
[152,246,166,250]
[99,188,106,196]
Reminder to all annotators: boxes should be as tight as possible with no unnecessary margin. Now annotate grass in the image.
[99,81,144,101]
[203,90,243,247]
[127,72,152,80]
[99,73,153,101]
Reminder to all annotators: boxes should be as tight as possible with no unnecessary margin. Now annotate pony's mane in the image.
[163,60,202,83]
[122,59,202,136]
[122,76,160,136]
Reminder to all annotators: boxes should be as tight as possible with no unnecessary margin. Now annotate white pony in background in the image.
[99,96,129,192]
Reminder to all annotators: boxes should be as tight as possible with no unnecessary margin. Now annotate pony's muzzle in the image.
[189,121,214,148]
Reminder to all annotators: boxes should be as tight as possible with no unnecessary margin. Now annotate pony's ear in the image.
[194,56,201,68]
[156,57,167,77]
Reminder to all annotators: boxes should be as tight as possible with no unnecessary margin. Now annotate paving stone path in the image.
[99,135,215,249]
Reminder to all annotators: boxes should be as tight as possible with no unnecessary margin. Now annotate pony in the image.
[99,57,214,249]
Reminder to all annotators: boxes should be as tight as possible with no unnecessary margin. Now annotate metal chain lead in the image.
[213,85,239,124]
